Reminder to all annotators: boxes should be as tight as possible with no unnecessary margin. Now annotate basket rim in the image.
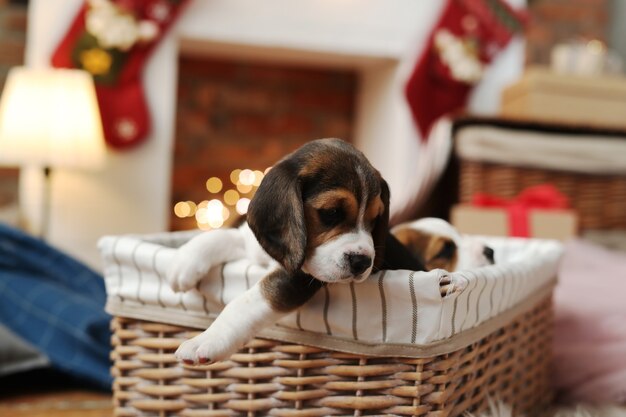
[106,280,555,358]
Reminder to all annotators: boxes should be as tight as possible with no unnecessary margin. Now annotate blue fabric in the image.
[0,223,112,389]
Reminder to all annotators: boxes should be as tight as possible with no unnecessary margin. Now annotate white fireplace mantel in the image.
[23,0,523,269]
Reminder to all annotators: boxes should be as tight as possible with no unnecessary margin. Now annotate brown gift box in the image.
[451,204,578,241]
[501,66,626,130]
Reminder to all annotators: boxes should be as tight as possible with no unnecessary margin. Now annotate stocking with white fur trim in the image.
[51,0,189,149]
[405,0,527,138]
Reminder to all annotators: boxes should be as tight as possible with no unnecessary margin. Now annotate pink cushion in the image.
[553,239,626,404]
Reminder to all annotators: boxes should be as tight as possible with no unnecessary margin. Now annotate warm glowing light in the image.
[230,169,242,185]
[264,167,272,175]
[192,170,263,230]
[174,201,189,218]
[253,170,264,186]
[205,199,226,229]
[207,199,224,215]
[236,198,251,215]
[238,169,255,186]
[209,218,224,228]
[198,222,212,231]
[224,189,240,206]
[237,183,253,194]
[206,177,223,193]
[195,207,208,224]
[187,201,198,216]
[0,67,106,170]
[174,201,197,218]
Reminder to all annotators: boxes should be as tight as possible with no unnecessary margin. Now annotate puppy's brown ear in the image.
[247,162,306,274]
[372,178,390,270]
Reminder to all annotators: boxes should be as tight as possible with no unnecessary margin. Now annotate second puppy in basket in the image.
[167,138,423,364]
[392,217,495,272]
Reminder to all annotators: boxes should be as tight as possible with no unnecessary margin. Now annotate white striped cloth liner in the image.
[98,231,562,356]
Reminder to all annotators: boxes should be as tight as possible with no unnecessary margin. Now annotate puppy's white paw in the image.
[175,331,242,365]
[166,229,246,293]
[439,274,467,298]
[166,248,212,293]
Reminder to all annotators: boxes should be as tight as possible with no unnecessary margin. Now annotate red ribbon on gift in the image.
[471,184,570,237]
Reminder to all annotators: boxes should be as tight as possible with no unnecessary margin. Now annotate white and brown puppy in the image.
[167,138,423,365]
[392,217,495,272]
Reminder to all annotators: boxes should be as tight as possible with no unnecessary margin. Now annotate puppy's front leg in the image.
[167,228,246,292]
[176,269,322,364]
[175,281,282,364]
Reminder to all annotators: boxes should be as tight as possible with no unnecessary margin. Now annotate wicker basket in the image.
[459,160,626,230]
[110,295,553,417]
[100,230,561,417]
[454,117,626,231]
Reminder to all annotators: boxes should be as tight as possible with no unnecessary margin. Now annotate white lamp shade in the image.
[0,67,106,170]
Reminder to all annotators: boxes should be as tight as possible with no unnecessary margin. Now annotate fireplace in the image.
[170,55,358,231]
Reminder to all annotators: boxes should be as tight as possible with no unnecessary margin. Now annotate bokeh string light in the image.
[174,168,267,230]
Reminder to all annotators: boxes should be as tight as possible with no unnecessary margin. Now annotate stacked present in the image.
[452,184,578,240]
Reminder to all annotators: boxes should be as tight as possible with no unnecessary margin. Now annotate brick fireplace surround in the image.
[170,56,357,231]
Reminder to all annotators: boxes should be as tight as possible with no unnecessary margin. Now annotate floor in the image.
[0,369,113,417]
[2,369,626,417]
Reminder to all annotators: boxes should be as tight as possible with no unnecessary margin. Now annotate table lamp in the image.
[0,67,106,237]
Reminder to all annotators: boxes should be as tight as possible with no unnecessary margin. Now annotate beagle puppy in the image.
[167,138,423,365]
[392,217,495,272]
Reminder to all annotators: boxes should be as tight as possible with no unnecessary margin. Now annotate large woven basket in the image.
[459,160,626,230]
[110,295,553,417]
[453,117,626,231]
[100,231,561,417]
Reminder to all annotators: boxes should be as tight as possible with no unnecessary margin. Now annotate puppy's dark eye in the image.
[318,207,345,227]
[434,241,456,260]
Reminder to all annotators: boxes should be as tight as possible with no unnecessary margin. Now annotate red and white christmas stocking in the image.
[52,0,189,149]
[405,0,527,138]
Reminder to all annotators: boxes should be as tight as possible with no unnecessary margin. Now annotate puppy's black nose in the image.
[483,246,495,264]
[347,254,372,276]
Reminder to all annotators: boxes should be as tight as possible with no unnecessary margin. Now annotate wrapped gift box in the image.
[453,116,626,231]
[451,204,578,241]
[501,66,626,129]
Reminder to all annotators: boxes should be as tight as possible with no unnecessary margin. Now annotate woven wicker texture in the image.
[459,160,626,231]
[110,296,553,417]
